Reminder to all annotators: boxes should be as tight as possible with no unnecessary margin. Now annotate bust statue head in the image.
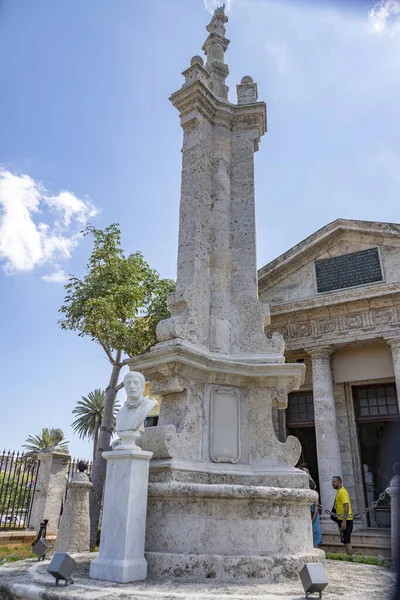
[124,371,146,405]
[50,428,64,446]
[115,371,157,450]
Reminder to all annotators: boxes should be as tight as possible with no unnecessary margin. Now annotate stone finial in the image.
[77,460,88,473]
[237,75,258,105]
[42,428,69,454]
[202,4,230,99]
[182,55,210,87]
[190,55,204,67]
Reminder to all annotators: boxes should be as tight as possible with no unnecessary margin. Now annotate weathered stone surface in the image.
[125,6,308,580]
[53,471,91,554]
[306,347,342,513]
[0,556,395,599]
[28,450,70,535]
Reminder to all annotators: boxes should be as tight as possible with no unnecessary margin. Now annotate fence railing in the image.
[1,451,93,532]
[0,451,38,530]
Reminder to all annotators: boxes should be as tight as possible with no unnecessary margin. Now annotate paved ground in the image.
[0,554,396,600]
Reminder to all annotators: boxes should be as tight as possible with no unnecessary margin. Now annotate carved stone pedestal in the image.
[131,341,323,581]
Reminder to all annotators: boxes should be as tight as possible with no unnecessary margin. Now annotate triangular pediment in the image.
[258,219,400,307]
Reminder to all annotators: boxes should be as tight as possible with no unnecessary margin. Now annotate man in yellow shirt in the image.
[332,476,354,556]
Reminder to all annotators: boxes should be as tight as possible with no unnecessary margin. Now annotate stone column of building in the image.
[306,347,342,516]
[386,337,400,413]
[386,464,400,570]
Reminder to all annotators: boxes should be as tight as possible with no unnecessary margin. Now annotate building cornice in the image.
[268,301,400,352]
[269,284,400,316]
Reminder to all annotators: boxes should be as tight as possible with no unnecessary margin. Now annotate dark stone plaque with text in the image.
[315,247,383,293]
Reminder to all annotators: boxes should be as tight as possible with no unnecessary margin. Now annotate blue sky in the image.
[0,0,399,457]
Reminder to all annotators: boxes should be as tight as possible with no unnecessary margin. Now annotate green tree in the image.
[58,223,175,548]
[22,428,69,458]
[72,389,120,462]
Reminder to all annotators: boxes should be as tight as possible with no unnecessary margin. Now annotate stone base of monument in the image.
[0,554,395,600]
[144,481,323,581]
[89,447,152,584]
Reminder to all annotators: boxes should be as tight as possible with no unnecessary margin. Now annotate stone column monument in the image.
[130,6,323,581]
[90,372,157,583]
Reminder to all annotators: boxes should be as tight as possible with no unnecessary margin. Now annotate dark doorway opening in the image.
[288,425,319,491]
[287,391,319,491]
[353,383,400,529]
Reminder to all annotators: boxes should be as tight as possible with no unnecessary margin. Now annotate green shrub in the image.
[326,552,391,568]
[95,527,101,548]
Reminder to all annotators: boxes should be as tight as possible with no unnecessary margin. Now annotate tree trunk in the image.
[89,355,121,549]
[92,428,99,464]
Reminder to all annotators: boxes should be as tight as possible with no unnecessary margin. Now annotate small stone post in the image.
[28,430,70,535]
[53,461,92,553]
[386,463,400,570]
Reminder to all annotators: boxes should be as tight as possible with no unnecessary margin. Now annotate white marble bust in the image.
[115,371,157,450]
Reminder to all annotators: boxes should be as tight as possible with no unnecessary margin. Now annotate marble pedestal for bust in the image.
[89,446,153,583]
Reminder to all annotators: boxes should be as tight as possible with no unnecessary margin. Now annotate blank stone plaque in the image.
[210,387,240,464]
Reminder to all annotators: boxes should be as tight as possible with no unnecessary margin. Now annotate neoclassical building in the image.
[146,218,399,552]
[260,218,400,551]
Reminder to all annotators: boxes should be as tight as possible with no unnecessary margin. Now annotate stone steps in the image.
[321,529,391,557]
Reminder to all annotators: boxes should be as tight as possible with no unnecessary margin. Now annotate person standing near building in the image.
[332,476,354,556]
[310,480,322,547]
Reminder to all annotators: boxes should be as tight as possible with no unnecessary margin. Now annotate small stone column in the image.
[386,337,400,413]
[307,347,342,516]
[29,450,70,535]
[386,464,400,570]
[89,445,153,583]
[53,463,91,553]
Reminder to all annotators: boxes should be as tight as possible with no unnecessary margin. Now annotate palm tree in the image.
[71,390,119,461]
[22,428,69,458]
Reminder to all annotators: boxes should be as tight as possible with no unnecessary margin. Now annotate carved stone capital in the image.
[385,336,400,352]
[305,346,333,360]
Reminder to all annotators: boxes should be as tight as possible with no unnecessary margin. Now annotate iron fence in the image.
[0,450,38,530]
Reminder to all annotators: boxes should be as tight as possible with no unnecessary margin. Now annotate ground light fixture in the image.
[299,563,328,598]
[32,519,52,561]
[32,538,52,561]
[47,553,76,586]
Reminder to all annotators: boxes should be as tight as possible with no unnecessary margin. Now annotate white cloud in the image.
[0,169,98,279]
[369,0,400,34]
[42,266,68,284]
[45,191,96,228]
[203,0,233,15]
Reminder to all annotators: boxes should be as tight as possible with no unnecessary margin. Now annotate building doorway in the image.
[287,391,319,491]
[353,383,400,528]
